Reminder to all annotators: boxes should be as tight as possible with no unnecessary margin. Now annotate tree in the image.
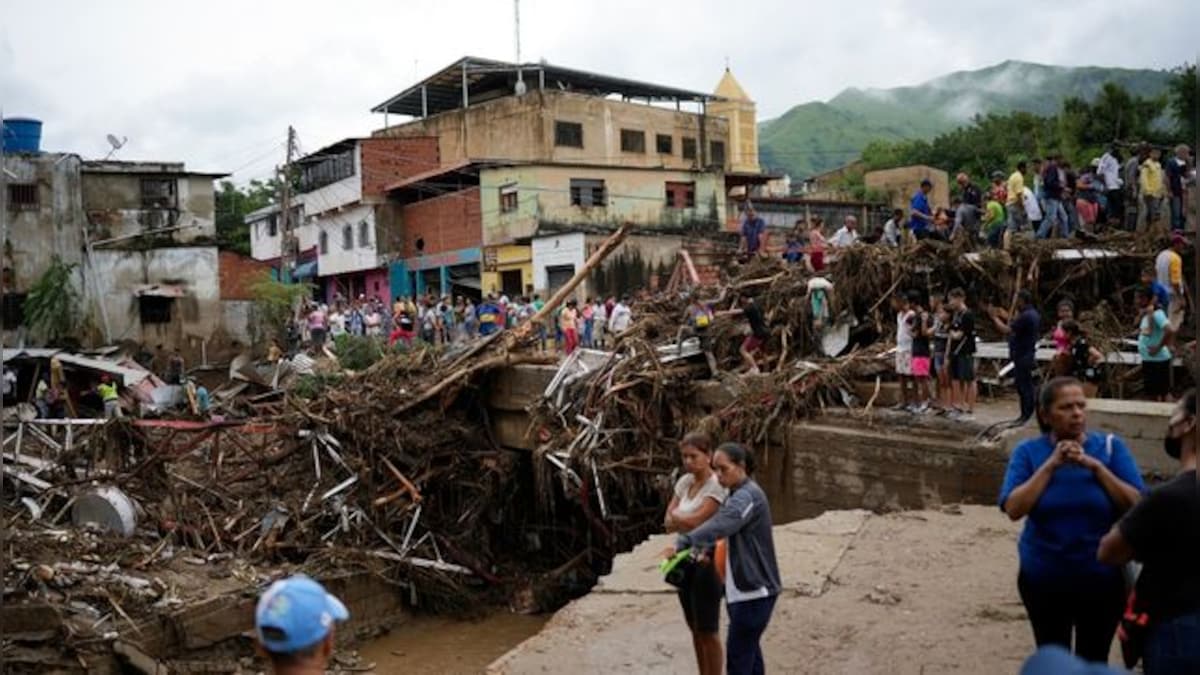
[24,256,82,345]
[248,273,312,344]
[1168,63,1197,144]
[214,178,283,256]
[860,82,1171,179]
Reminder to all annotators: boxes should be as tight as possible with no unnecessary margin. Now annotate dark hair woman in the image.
[670,442,781,675]
[663,432,725,675]
[999,377,1145,663]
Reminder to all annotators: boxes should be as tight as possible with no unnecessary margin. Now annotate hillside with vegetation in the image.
[759,60,1180,179]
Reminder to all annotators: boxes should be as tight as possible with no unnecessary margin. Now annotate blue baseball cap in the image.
[1020,646,1126,675]
[255,575,349,654]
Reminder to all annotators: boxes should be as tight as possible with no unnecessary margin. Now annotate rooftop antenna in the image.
[513,0,526,95]
[103,134,127,160]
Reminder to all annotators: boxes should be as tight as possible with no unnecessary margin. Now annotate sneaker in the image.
[946,409,962,421]
[914,402,930,414]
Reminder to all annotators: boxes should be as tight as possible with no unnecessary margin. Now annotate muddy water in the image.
[357,612,548,674]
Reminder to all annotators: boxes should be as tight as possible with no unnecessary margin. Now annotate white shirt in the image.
[896,309,915,351]
[673,473,726,517]
[609,303,632,333]
[831,227,858,248]
[1098,152,1122,190]
[1021,188,1043,221]
[328,312,346,336]
[882,219,900,246]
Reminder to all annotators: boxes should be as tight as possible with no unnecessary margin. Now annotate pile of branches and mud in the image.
[2,225,1191,670]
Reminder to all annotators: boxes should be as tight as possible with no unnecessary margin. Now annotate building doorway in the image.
[500,270,523,298]
[545,264,576,294]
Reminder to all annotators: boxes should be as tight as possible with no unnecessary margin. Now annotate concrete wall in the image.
[376,89,729,172]
[82,171,217,243]
[314,205,377,276]
[865,165,950,212]
[221,300,255,345]
[1,153,86,291]
[487,365,1010,524]
[89,247,222,352]
[1001,398,1178,479]
[479,164,725,246]
[531,233,586,292]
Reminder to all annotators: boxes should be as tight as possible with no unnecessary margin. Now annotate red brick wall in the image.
[219,251,273,300]
[400,187,481,258]
[360,137,440,199]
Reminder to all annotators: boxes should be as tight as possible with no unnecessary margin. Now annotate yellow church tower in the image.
[709,67,760,174]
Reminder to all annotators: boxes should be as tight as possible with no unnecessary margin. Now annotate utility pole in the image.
[513,0,526,95]
[279,126,298,283]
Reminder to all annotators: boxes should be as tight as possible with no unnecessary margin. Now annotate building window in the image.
[141,179,177,209]
[268,215,279,237]
[620,129,645,154]
[500,185,518,213]
[665,182,696,209]
[710,141,726,167]
[554,121,583,148]
[138,296,173,324]
[2,293,26,329]
[7,184,38,210]
[358,220,371,247]
[682,137,697,160]
[569,179,606,208]
[300,149,355,192]
[342,225,353,250]
[319,230,329,254]
[656,134,673,154]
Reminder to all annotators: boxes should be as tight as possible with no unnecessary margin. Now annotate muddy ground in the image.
[488,506,1121,675]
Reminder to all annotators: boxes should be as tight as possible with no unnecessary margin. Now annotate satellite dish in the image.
[103,134,128,159]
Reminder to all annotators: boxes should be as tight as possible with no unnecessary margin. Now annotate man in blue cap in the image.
[255,575,349,673]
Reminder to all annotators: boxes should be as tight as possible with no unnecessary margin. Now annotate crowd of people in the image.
[293,291,636,356]
[737,144,1193,262]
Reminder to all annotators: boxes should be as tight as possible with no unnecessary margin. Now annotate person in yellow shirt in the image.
[1139,148,1166,232]
[1006,160,1027,232]
[1156,233,1189,329]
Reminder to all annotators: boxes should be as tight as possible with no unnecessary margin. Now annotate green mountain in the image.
[759,60,1174,179]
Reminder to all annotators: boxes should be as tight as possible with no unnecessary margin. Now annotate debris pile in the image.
[1,226,1191,670]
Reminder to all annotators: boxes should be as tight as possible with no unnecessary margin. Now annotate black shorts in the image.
[951,353,976,382]
[677,559,722,634]
[1142,359,1170,397]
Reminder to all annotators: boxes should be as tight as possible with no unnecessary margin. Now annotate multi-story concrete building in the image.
[2,147,248,353]
[246,136,439,304]
[370,57,763,300]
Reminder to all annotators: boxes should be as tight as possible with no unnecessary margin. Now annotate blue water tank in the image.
[3,118,43,154]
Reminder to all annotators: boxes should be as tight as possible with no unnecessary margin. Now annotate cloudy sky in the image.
[2,0,1194,182]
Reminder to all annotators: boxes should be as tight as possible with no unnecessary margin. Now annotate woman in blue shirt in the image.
[999,376,1144,663]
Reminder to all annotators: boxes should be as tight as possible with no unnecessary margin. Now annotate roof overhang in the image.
[372,56,722,117]
[386,160,485,203]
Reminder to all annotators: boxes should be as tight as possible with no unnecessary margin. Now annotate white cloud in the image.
[1,0,1194,181]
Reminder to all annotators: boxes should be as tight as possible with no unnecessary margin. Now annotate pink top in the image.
[1052,324,1069,353]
